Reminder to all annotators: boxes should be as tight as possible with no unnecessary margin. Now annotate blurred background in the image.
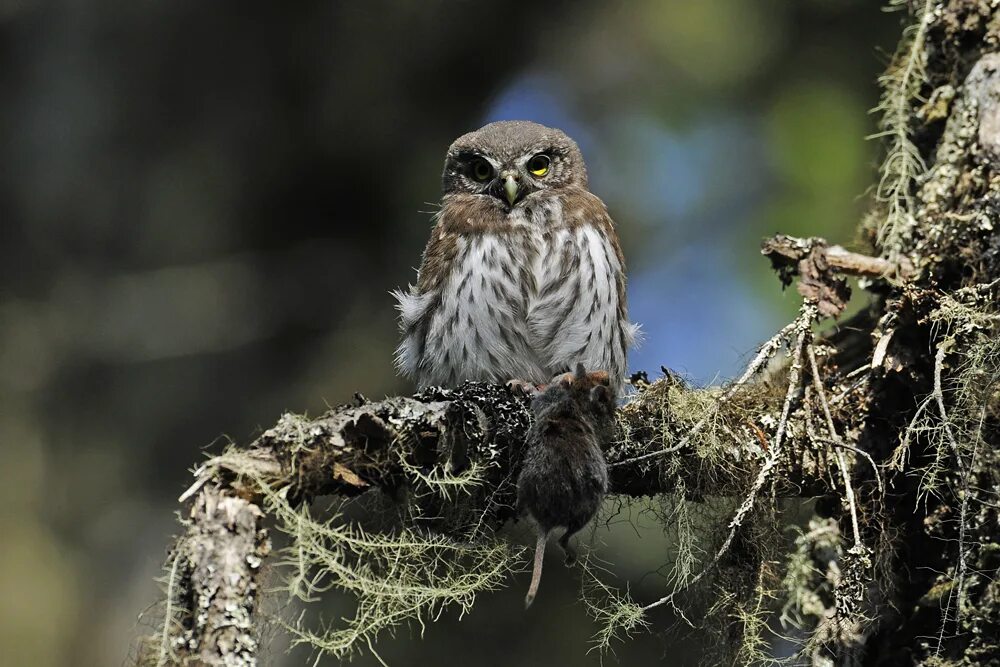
[0,1,899,665]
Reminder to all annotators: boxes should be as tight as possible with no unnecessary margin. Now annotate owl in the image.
[394,120,638,393]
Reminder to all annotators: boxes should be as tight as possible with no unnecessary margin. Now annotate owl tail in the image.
[525,530,549,609]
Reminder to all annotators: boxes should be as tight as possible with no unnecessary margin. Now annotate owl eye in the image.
[470,158,494,182]
[527,154,550,177]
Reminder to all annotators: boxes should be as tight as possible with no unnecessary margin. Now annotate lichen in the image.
[867,0,935,257]
[262,473,523,665]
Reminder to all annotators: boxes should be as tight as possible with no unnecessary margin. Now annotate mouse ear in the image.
[574,362,586,380]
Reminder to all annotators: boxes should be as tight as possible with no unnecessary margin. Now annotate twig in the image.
[761,234,916,279]
[932,343,970,653]
[156,551,182,666]
[641,305,816,612]
[808,346,863,548]
[829,372,870,406]
[813,438,884,495]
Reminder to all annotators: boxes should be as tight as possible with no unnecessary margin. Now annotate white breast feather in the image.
[396,196,638,388]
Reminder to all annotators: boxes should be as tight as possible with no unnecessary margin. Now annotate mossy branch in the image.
[143,235,881,664]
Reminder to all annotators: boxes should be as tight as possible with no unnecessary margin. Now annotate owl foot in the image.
[506,378,541,397]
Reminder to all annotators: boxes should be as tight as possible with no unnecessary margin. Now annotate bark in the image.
[167,487,270,666]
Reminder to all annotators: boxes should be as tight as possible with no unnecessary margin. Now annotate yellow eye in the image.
[471,158,493,182]
[527,154,550,177]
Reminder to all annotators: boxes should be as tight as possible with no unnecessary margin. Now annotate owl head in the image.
[442,120,587,208]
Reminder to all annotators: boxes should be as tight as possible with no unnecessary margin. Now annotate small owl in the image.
[394,120,638,392]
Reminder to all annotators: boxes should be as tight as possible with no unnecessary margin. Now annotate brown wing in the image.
[416,194,510,292]
[397,195,514,384]
[416,217,460,294]
[560,188,630,334]
[394,211,460,381]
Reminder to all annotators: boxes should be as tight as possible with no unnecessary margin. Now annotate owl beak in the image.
[503,174,520,206]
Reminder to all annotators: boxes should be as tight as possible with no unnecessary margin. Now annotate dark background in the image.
[0,1,898,665]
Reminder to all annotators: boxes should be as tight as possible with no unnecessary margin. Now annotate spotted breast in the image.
[395,188,637,392]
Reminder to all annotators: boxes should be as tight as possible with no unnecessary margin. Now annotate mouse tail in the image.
[525,530,548,609]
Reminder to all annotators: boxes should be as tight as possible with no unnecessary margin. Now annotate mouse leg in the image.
[558,524,584,566]
[505,378,541,397]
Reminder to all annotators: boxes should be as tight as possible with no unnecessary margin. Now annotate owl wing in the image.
[393,216,459,382]
[528,190,639,389]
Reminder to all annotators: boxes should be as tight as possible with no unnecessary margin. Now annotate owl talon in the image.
[550,367,611,389]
